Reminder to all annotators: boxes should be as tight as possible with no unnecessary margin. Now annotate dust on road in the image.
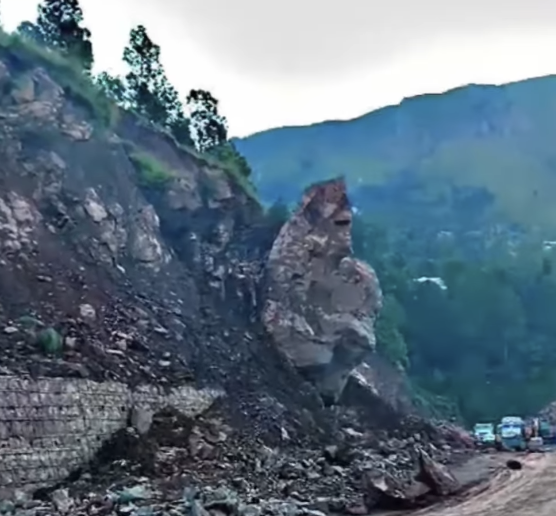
[407,452,556,516]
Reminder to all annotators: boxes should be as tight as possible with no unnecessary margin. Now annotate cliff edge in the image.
[0,35,473,512]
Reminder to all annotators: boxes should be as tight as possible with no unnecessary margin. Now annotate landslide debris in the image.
[9,404,473,516]
[0,34,479,516]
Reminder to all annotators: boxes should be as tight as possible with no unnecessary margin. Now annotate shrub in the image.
[36,327,63,355]
[208,143,258,201]
[129,151,174,189]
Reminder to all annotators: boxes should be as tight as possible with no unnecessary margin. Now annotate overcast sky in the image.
[3,0,556,136]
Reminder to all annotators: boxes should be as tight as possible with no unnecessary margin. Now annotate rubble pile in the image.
[0,404,474,515]
[0,303,195,385]
[0,48,483,516]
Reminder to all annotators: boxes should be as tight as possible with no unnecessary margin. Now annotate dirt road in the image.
[407,452,556,515]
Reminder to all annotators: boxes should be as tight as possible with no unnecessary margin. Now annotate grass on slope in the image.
[0,30,259,202]
[181,142,259,202]
[129,151,175,189]
[0,30,118,128]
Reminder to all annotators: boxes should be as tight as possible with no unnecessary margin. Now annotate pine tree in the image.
[17,21,43,43]
[122,25,193,145]
[186,89,251,175]
[95,72,127,106]
[167,111,193,146]
[123,25,170,125]
[186,89,228,152]
[34,0,93,71]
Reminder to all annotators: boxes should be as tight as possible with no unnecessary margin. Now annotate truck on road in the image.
[496,416,527,451]
[473,423,496,447]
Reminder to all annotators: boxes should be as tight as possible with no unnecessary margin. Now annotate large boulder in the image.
[262,178,382,403]
[363,471,430,511]
[362,449,460,511]
[416,449,460,496]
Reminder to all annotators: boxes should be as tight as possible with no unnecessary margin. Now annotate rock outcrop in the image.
[263,178,382,403]
[363,448,461,511]
[0,38,476,509]
[0,43,323,495]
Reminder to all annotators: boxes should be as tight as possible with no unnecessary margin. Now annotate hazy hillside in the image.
[234,76,556,234]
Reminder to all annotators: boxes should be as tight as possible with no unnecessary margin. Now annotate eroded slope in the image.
[0,42,475,509]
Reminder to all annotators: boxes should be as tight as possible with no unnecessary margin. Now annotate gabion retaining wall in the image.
[0,376,221,494]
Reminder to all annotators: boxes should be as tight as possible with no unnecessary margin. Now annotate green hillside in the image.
[234,76,556,234]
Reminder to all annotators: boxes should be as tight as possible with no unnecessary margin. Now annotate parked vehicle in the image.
[473,423,496,447]
[481,415,554,452]
[496,416,526,451]
[538,419,556,444]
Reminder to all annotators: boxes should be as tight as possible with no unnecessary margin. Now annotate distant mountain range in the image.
[234,75,556,235]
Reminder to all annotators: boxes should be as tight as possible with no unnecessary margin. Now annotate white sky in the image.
[2,0,556,137]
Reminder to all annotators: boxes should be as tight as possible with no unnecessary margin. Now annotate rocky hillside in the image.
[0,36,317,440]
[0,36,476,514]
[234,76,556,235]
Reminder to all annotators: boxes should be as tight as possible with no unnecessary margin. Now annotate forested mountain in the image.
[238,76,556,424]
[256,191,556,425]
[235,77,556,236]
[350,215,556,423]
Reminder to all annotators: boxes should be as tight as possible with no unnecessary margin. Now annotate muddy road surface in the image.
[401,451,556,515]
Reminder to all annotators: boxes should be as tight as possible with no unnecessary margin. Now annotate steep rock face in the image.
[0,49,322,450]
[262,178,382,402]
[0,44,475,503]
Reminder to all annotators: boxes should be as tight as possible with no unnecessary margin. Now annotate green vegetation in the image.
[129,151,175,189]
[207,143,257,201]
[0,30,117,127]
[374,294,409,368]
[10,315,63,356]
[119,25,190,142]
[187,89,228,152]
[234,78,556,422]
[220,162,258,202]
[4,0,256,198]
[234,78,556,232]
[265,198,290,227]
[173,139,257,201]
[209,141,252,177]
[96,23,253,189]
[352,214,556,424]
[29,0,93,72]
[36,327,63,355]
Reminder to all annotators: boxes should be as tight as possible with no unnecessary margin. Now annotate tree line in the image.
[351,215,556,424]
[11,0,249,174]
